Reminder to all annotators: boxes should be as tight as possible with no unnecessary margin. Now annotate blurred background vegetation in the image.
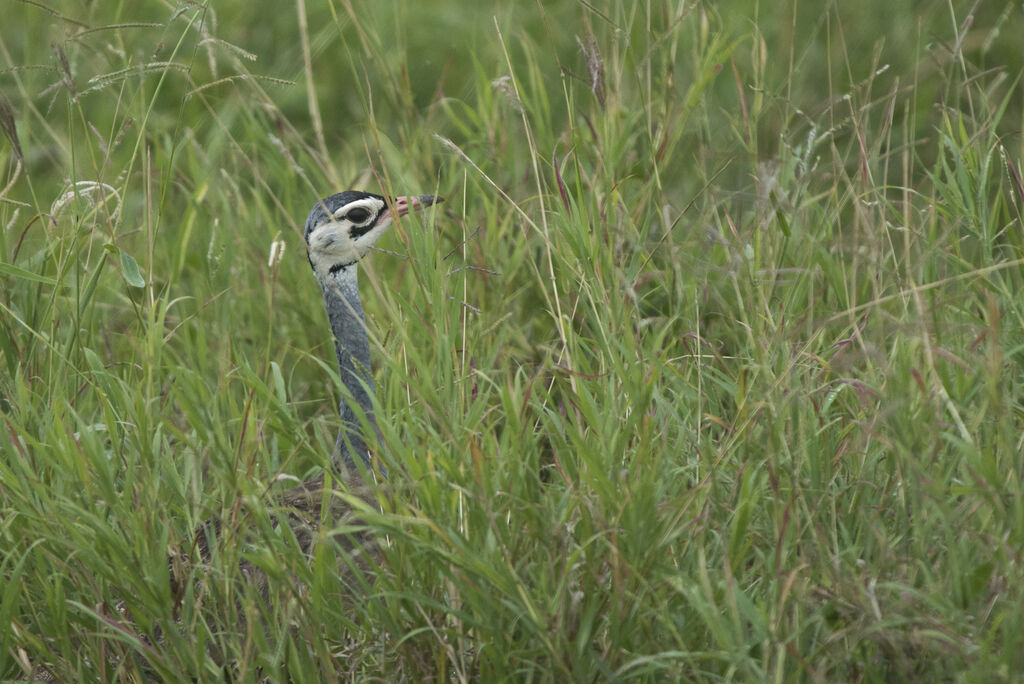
[2,0,1023,681]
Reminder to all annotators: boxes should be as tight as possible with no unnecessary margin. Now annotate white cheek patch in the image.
[307,221,361,274]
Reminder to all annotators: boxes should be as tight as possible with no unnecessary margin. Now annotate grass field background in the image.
[2,0,1023,680]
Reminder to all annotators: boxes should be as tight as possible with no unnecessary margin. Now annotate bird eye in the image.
[346,208,371,224]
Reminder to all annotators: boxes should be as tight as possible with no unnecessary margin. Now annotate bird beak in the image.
[384,194,444,222]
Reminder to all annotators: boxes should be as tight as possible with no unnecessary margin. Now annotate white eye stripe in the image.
[346,207,373,225]
[332,197,385,223]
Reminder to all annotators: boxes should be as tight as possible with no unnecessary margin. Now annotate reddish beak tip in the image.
[391,194,444,217]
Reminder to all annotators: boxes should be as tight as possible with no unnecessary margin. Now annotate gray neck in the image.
[317,265,377,472]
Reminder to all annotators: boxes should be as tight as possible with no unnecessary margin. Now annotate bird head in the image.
[304,190,442,279]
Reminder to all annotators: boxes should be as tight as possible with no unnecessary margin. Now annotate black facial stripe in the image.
[350,223,374,239]
[328,261,356,275]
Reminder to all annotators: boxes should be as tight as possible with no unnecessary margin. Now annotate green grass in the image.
[2,0,1024,680]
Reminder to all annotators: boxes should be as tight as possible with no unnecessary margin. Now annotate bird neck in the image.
[318,265,378,473]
